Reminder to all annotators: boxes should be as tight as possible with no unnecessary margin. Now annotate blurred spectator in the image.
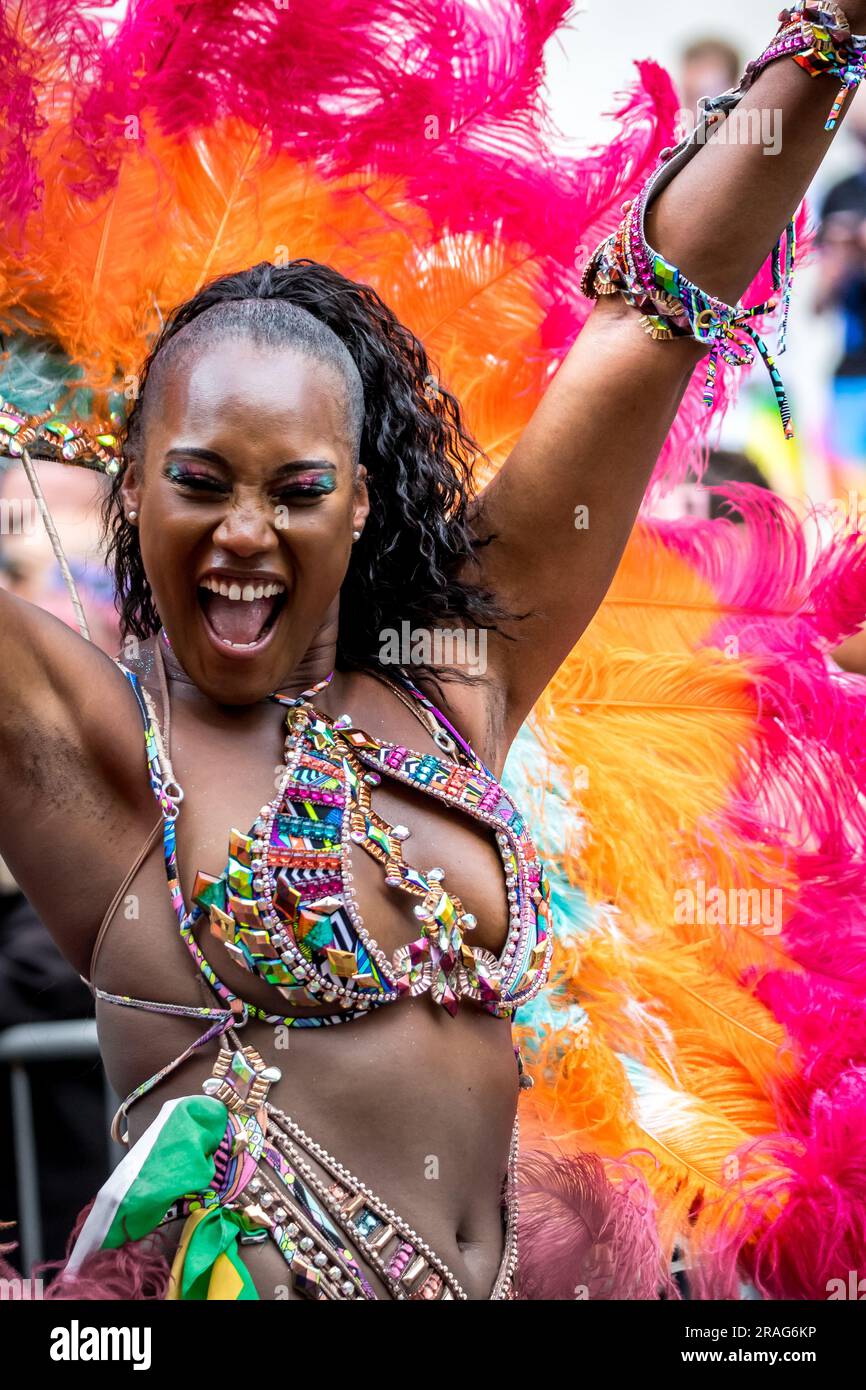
[815,86,866,467]
[0,457,114,1270]
[651,448,772,521]
[0,890,107,1270]
[648,449,866,679]
[699,449,773,519]
[0,459,118,653]
[679,37,742,132]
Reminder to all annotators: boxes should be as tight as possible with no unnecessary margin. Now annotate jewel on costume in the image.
[202,1045,282,1125]
[0,398,121,473]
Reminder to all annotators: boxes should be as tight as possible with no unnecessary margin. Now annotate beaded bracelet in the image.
[580,1,866,442]
[763,4,866,132]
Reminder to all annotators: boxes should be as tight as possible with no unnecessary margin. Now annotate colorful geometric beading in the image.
[113,658,552,1044]
[187,698,553,1024]
[156,1042,518,1300]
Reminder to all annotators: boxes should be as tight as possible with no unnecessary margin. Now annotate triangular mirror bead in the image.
[192,871,227,914]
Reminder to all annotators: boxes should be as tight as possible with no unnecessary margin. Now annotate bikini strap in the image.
[94,989,242,1145]
[385,665,493,777]
[81,816,163,990]
[119,661,184,822]
[94,655,247,1143]
[81,655,177,989]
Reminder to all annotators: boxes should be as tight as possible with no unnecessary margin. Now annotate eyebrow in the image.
[163,447,337,476]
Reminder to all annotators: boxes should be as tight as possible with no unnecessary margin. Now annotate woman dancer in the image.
[1,2,865,1299]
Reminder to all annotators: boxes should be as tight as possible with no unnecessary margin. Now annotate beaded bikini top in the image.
[103,649,552,1088]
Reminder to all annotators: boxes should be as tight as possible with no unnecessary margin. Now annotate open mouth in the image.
[197,575,288,654]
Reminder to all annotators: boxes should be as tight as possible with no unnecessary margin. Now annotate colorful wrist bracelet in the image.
[580,148,797,440]
[581,2,866,442]
[757,4,866,133]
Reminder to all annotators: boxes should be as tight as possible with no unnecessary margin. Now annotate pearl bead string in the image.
[267,1100,521,1300]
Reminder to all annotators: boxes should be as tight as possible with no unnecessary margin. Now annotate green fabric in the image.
[104,1095,229,1249]
[176,1207,260,1301]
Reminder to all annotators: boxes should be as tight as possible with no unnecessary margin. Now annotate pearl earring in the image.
[128,509,138,523]
[352,529,361,541]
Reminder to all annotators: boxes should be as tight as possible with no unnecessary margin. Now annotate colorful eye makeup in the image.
[164,462,224,489]
[280,472,337,496]
[163,461,338,498]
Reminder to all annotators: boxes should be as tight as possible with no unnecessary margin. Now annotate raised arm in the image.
[468,1,866,742]
[0,571,152,973]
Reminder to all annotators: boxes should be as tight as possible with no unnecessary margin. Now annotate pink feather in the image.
[646,490,866,1297]
[515,1149,677,1300]
[697,1067,866,1299]
[0,1,108,227]
[654,489,866,861]
[0,1198,172,1299]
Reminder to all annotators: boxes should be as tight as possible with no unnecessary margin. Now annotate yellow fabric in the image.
[165,1208,246,1302]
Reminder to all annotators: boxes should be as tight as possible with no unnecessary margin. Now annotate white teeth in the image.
[199,577,286,602]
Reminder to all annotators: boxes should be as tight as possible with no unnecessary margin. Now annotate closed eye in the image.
[164,466,226,494]
[163,464,338,500]
[273,480,337,501]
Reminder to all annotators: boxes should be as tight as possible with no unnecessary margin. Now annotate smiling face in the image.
[121,338,368,705]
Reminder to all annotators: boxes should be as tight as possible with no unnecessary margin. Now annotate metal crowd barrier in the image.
[0,1019,123,1273]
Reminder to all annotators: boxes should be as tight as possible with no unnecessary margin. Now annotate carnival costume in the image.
[3,1,866,1300]
[64,636,547,1300]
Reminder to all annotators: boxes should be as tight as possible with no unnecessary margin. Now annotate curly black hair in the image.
[103,259,518,682]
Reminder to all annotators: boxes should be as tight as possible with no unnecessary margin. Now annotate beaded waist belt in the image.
[66,1036,519,1301]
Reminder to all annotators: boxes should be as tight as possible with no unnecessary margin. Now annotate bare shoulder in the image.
[0,593,159,970]
[338,656,509,774]
[0,589,145,798]
[403,667,510,776]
